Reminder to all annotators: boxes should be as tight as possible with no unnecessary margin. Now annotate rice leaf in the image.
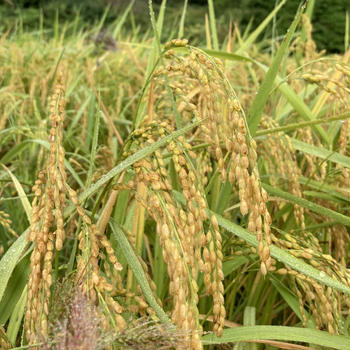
[0,230,28,304]
[7,286,27,345]
[247,2,305,136]
[112,0,135,39]
[207,0,219,50]
[290,138,350,169]
[202,325,350,350]
[1,165,31,221]
[110,222,170,324]
[178,0,188,38]
[255,111,350,136]
[75,119,203,205]
[263,183,350,227]
[0,256,30,324]
[271,278,314,327]
[235,0,286,55]
[212,211,350,295]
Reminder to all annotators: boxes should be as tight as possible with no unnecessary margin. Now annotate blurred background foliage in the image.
[0,0,348,52]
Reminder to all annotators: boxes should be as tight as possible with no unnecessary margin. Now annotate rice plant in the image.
[0,0,349,349]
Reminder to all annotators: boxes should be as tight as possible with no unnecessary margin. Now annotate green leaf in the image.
[275,80,330,144]
[74,119,203,205]
[203,49,253,63]
[212,211,350,295]
[207,0,219,50]
[235,0,286,55]
[134,0,166,127]
[298,176,349,203]
[1,165,31,221]
[290,138,350,169]
[223,256,249,277]
[271,278,314,327]
[255,112,350,136]
[85,109,100,189]
[0,255,30,324]
[110,222,170,324]
[262,183,350,227]
[247,1,305,136]
[0,230,28,304]
[178,0,188,39]
[202,326,350,350]
[0,141,30,164]
[7,286,27,345]
[112,0,135,39]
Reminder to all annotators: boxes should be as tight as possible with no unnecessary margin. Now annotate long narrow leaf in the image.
[247,2,306,136]
[112,0,135,39]
[178,0,188,38]
[110,222,170,324]
[255,112,350,136]
[298,176,350,202]
[212,211,350,295]
[290,138,350,169]
[0,230,28,304]
[235,0,286,55]
[262,183,350,227]
[7,286,27,345]
[172,190,350,295]
[202,326,350,350]
[75,120,202,205]
[1,165,31,221]
[207,0,219,50]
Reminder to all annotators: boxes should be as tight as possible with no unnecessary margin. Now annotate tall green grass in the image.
[0,0,349,349]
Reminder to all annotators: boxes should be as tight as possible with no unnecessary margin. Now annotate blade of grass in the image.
[275,78,330,144]
[110,221,170,324]
[205,14,212,49]
[271,278,314,327]
[178,0,188,39]
[202,325,350,350]
[255,111,350,136]
[134,0,166,127]
[217,211,350,294]
[148,0,164,56]
[235,0,286,55]
[74,119,203,205]
[1,165,31,221]
[0,230,28,304]
[85,109,100,189]
[262,183,350,227]
[345,11,349,52]
[94,4,110,35]
[66,93,91,137]
[203,49,253,63]
[247,1,306,136]
[0,255,30,324]
[172,190,350,294]
[298,176,350,202]
[207,0,219,50]
[86,92,96,152]
[7,286,27,345]
[222,256,249,277]
[112,0,135,39]
[290,138,350,169]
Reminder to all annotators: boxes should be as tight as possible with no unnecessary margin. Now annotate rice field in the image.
[0,1,349,349]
